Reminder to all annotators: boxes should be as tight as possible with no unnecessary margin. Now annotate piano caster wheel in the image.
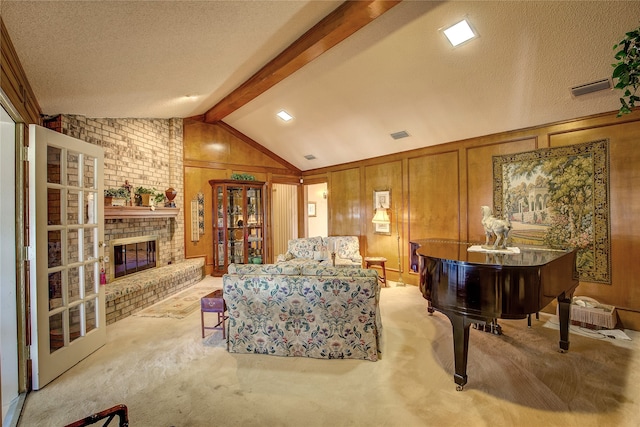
[456,385,464,391]
[558,348,567,354]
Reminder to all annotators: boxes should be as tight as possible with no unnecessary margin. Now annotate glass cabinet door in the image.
[246,187,263,264]
[210,180,266,275]
[213,185,226,275]
[227,186,244,264]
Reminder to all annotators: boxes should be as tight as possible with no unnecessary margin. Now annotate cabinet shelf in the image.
[105,206,179,219]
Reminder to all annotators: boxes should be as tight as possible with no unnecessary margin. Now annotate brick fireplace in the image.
[43,115,204,324]
[45,114,186,276]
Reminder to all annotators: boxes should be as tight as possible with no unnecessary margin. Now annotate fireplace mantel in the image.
[104,206,179,219]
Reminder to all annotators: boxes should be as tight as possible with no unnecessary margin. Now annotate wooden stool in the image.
[364,256,388,287]
[201,289,227,338]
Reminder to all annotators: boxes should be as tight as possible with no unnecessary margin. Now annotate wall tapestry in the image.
[492,139,610,284]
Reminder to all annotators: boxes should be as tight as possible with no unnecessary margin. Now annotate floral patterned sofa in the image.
[276,236,363,268]
[222,263,382,361]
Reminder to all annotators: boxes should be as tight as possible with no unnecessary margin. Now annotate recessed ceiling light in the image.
[443,19,477,47]
[277,110,293,121]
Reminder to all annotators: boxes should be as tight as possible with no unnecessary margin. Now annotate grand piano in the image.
[415,240,578,390]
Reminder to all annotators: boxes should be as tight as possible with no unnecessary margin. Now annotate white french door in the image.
[29,125,106,390]
[1,103,19,423]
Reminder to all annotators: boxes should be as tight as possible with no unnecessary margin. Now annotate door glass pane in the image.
[86,298,97,333]
[67,150,79,187]
[68,229,80,264]
[48,230,62,268]
[84,264,96,296]
[86,192,97,224]
[247,188,261,225]
[249,226,263,264]
[68,266,81,303]
[48,271,62,310]
[84,227,96,261]
[67,191,79,224]
[69,305,82,344]
[49,312,64,353]
[47,146,61,184]
[229,187,243,264]
[47,188,62,225]
[216,187,223,227]
[83,154,96,189]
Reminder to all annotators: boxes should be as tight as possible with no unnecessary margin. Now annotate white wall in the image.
[307,183,327,238]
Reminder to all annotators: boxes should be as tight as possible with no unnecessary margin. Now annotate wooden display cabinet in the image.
[209,179,266,276]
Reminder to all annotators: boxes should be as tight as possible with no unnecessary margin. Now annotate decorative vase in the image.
[165,187,177,201]
[165,188,177,207]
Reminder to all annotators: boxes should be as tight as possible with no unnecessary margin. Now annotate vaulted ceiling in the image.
[2,1,639,171]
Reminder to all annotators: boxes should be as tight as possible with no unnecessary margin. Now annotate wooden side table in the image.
[201,289,227,338]
[364,256,388,287]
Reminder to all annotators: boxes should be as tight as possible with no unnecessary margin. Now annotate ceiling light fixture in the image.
[304,154,316,160]
[443,19,477,47]
[277,110,293,121]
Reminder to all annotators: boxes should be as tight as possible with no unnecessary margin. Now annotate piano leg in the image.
[444,313,471,391]
[557,294,572,352]
[427,300,434,315]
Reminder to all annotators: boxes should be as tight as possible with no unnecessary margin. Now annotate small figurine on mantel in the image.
[123,180,134,206]
[481,205,511,249]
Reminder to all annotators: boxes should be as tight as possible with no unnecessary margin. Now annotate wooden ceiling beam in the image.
[203,0,401,123]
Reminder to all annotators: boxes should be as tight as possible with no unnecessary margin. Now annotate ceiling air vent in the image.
[570,78,611,97]
[390,130,410,140]
[304,154,316,160]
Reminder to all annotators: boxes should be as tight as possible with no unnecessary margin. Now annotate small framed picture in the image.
[308,202,316,217]
[373,189,390,209]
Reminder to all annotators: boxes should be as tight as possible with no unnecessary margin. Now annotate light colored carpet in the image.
[18,276,640,427]
[133,284,219,319]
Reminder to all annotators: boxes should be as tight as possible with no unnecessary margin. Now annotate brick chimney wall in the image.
[45,115,185,278]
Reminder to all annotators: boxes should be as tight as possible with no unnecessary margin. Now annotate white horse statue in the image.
[481,205,511,249]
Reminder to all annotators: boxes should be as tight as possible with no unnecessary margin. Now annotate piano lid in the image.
[414,239,574,267]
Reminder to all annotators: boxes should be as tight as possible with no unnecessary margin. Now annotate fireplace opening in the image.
[111,235,158,279]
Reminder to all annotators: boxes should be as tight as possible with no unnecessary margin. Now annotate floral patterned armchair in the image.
[276,236,362,267]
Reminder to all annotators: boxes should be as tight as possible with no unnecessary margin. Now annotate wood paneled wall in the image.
[304,111,640,330]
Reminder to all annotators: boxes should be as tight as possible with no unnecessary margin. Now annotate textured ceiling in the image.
[2,1,640,171]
